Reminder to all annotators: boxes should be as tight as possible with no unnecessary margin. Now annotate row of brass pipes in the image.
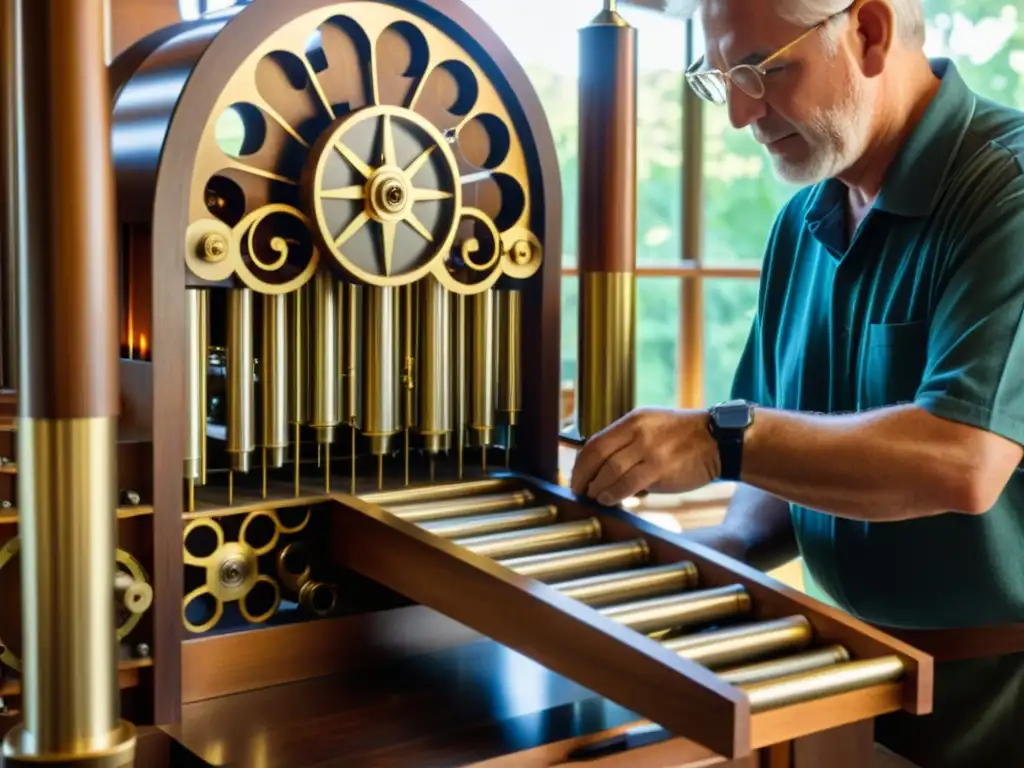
[184,273,523,506]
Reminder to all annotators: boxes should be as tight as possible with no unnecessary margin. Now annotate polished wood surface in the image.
[169,637,684,767]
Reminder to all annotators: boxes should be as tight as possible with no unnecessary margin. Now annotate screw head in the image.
[512,240,531,265]
[200,233,228,262]
[135,643,150,659]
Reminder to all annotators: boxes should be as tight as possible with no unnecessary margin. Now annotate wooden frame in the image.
[325,475,932,760]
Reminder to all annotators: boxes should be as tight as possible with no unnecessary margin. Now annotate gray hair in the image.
[673,0,926,48]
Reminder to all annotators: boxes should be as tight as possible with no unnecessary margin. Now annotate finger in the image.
[570,417,636,495]
[595,461,658,506]
[585,444,643,502]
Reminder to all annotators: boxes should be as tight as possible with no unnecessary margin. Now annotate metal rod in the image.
[664,615,813,669]
[289,284,309,496]
[261,292,288,470]
[455,518,601,559]
[500,540,649,581]
[552,562,698,607]
[361,477,519,506]
[576,1,637,438]
[184,289,207,484]
[384,490,535,522]
[227,289,255,473]
[455,293,467,478]
[600,585,750,635]
[718,645,850,687]
[1,0,136,762]
[419,506,559,539]
[740,655,906,713]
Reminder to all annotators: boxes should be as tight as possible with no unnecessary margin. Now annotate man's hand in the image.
[570,407,721,505]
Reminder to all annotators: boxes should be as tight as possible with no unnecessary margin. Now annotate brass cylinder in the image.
[455,518,601,559]
[227,288,255,473]
[402,283,415,429]
[311,269,339,444]
[385,490,534,522]
[420,506,558,539]
[740,655,906,713]
[718,645,850,687]
[2,0,137,759]
[184,289,208,481]
[261,293,288,468]
[469,289,495,446]
[552,562,699,607]
[501,540,649,581]
[495,289,522,426]
[361,285,400,455]
[288,285,309,425]
[299,580,339,617]
[362,477,518,505]
[600,584,750,634]
[664,615,813,669]
[576,7,637,440]
[343,283,358,425]
[114,570,154,616]
[454,293,468,454]
[418,275,452,453]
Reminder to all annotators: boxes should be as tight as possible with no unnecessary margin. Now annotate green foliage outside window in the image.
[488,2,1022,411]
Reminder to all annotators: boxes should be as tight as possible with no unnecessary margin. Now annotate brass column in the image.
[1,0,136,765]
[576,0,637,439]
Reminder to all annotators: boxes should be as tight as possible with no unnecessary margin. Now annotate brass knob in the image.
[199,233,228,263]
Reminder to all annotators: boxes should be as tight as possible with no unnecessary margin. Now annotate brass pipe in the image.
[184,289,208,482]
[455,518,601,559]
[454,293,468,477]
[227,288,255,474]
[501,540,649,581]
[289,285,309,496]
[576,2,637,439]
[114,570,154,616]
[665,615,813,669]
[261,293,288,469]
[470,290,496,465]
[740,655,906,714]
[362,477,519,506]
[344,283,358,493]
[311,269,339,446]
[552,562,698,607]
[385,490,534,522]
[718,645,850,687]
[420,506,558,539]
[418,275,452,453]
[600,584,750,635]
[2,0,137,762]
[401,284,415,484]
[361,285,399,460]
[495,289,521,466]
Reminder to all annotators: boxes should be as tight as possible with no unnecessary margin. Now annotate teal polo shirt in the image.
[732,58,1024,631]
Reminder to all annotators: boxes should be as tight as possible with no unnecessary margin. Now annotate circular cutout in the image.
[239,510,281,556]
[239,576,281,623]
[305,105,461,287]
[183,518,225,566]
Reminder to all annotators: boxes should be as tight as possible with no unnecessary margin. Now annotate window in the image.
[471,1,1024,436]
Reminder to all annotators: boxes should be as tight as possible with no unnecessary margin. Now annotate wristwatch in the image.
[707,399,754,482]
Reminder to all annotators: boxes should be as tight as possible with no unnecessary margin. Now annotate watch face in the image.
[715,402,752,429]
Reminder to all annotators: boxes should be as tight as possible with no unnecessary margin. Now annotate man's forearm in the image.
[741,403,1015,521]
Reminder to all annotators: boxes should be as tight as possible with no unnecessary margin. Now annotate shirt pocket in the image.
[857,321,928,410]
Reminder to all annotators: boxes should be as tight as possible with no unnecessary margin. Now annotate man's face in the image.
[701,0,876,184]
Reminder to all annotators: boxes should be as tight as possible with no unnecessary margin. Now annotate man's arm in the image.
[685,484,797,572]
[740,404,1022,521]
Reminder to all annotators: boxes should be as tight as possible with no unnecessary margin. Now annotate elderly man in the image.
[570,0,1024,765]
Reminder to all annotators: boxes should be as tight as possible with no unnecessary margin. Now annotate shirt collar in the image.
[803,58,978,256]
[874,58,977,217]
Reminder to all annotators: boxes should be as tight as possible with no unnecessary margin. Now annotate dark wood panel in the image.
[169,639,659,767]
[328,495,749,759]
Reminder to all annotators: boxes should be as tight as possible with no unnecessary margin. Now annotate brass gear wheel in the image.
[304,104,461,286]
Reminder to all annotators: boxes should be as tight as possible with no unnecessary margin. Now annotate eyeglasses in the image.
[685,7,852,105]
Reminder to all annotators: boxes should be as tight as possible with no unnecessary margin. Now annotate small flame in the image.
[139,334,148,360]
